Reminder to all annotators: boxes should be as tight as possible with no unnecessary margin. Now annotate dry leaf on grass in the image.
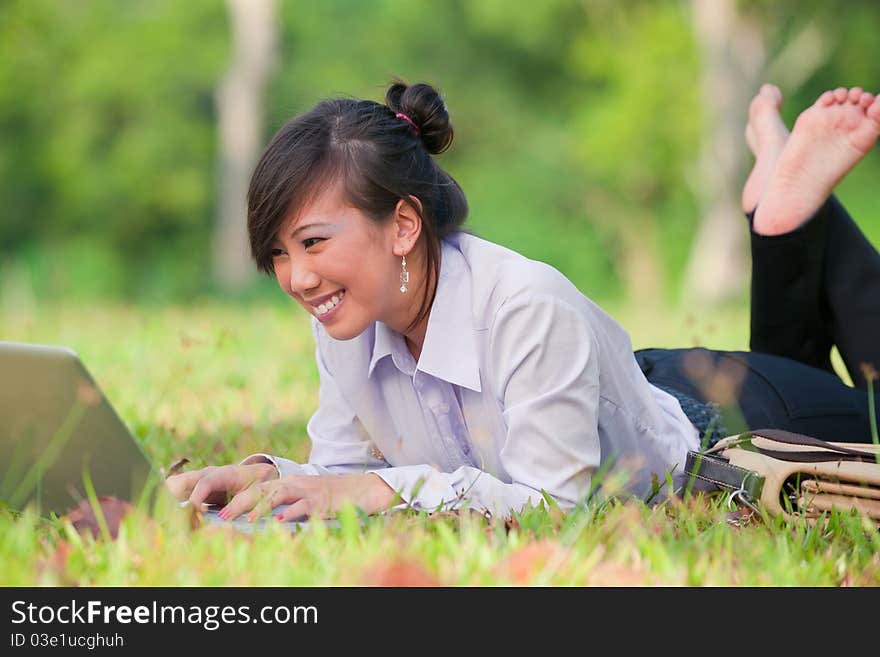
[63,496,135,540]
[725,507,759,528]
[361,559,441,587]
[494,539,570,585]
[165,457,190,478]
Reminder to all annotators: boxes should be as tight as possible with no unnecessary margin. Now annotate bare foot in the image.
[742,84,789,214]
[753,86,880,236]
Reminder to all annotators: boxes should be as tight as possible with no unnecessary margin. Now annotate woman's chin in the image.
[323,318,367,341]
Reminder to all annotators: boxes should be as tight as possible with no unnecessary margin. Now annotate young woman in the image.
[166,81,880,522]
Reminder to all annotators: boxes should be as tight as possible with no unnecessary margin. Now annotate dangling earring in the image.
[399,255,409,294]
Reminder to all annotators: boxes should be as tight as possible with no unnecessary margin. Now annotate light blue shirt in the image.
[245,232,699,516]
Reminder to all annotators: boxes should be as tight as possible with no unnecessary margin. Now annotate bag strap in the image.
[748,428,879,463]
[684,451,765,501]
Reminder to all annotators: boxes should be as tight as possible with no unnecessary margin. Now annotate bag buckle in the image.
[727,470,761,515]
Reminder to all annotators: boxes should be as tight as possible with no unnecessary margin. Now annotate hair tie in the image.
[395,112,421,136]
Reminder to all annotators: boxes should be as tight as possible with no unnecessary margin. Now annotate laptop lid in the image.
[0,341,156,515]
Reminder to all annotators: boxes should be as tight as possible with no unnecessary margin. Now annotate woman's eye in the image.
[271,248,286,257]
[302,237,324,249]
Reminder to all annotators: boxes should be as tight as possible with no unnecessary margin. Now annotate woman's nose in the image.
[288,259,320,296]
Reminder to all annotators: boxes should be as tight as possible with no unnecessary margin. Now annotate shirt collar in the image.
[368,239,482,392]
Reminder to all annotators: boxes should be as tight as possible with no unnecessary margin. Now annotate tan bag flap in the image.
[722,448,880,517]
[797,491,880,520]
[801,479,880,500]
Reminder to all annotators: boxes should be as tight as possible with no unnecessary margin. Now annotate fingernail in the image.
[218,508,228,520]
[275,514,284,521]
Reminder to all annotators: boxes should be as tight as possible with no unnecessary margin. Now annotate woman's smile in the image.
[311,289,346,322]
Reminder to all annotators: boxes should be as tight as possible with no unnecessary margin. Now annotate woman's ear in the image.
[392,196,423,256]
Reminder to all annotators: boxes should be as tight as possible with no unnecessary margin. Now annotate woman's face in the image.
[270,184,417,341]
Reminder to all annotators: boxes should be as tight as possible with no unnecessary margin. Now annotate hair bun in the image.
[385,80,454,154]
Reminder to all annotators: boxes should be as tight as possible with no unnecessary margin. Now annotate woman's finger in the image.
[218,484,263,521]
[164,469,207,500]
[246,481,297,522]
[188,470,231,508]
[276,498,311,523]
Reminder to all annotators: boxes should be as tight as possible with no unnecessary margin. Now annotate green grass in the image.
[2,301,878,586]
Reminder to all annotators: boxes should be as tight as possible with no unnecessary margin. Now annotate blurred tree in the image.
[214,0,278,290]
[683,0,835,305]
[683,0,764,304]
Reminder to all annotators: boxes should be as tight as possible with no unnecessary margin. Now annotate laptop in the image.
[0,341,317,532]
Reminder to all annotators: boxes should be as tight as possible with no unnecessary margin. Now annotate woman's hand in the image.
[164,463,279,507]
[216,473,398,522]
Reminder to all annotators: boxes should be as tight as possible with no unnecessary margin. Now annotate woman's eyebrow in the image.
[289,222,333,238]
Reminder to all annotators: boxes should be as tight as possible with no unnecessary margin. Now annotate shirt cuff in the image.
[239,453,324,478]
[369,465,460,512]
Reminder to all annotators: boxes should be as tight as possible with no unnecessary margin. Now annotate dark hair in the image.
[247,80,468,334]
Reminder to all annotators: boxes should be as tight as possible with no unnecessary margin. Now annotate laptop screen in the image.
[0,341,156,515]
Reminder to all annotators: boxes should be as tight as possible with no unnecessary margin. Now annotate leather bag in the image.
[684,428,880,526]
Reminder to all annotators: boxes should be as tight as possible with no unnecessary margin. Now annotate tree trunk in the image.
[683,0,765,304]
[213,0,278,289]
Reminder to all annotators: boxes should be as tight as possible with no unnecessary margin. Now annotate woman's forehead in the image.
[282,184,350,232]
[278,187,385,241]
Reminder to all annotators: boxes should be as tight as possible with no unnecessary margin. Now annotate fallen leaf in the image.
[63,496,134,540]
[725,507,758,528]
[362,559,441,587]
[495,540,569,585]
[166,457,190,478]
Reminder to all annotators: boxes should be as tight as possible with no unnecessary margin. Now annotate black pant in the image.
[636,196,880,443]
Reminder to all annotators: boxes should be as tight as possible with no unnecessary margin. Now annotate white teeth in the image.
[315,290,344,316]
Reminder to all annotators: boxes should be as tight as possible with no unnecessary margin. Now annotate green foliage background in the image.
[1,0,879,304]
[2,1,880,586]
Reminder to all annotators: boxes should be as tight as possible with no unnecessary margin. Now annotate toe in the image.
[868,97,880,124]
[817,90,835,106]
[848,87,864,103]
[833,87,848,103]
[761,83,783,105]
[751,83,783,117]
[859,92,875,110]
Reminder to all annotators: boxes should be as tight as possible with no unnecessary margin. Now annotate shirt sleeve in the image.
[370,293,602,516]
[244,295,601,518]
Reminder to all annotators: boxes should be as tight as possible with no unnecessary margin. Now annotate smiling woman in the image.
[247,81,467,351]
[264,178,431,346]
[164,80,880,524]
